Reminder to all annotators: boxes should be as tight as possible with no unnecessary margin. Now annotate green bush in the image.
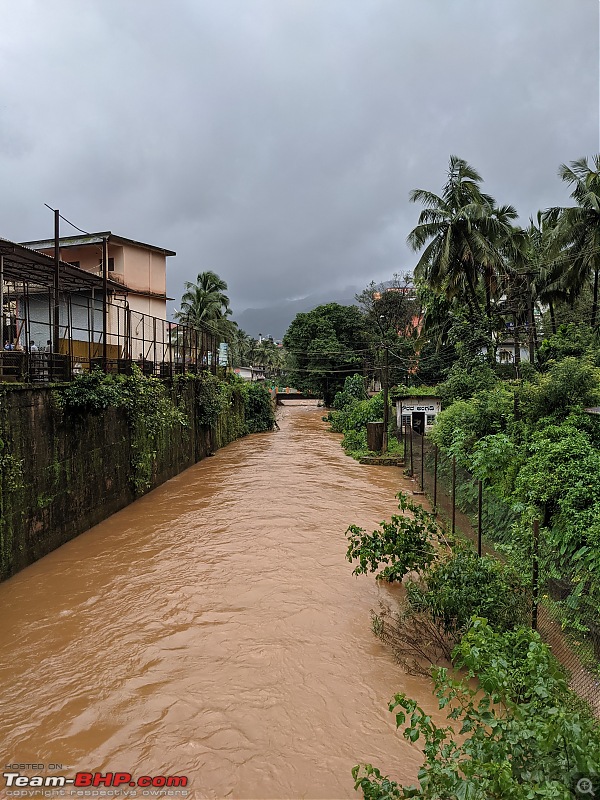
[346,492,439,583]
[242,382,275,433]
[406,548,528,636]
[332,374,367,410]
[353,620,600,800]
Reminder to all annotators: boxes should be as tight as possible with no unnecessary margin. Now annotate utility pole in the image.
[382,342,389,453]
[53,209,60,362]
[102,236,108,372]
[526,271,535,366]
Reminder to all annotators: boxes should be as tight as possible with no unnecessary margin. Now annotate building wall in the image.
[396,396,442,432]
[0,381,246,582]
[33,241,168,319]
[121,244,167,297]
[35,243,104,277]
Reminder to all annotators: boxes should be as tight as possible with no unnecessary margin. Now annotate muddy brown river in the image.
[0,404,442,799]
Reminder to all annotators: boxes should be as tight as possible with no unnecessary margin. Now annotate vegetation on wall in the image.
[56,367,188,495]
[54,366,274,497]
[0,422,24,577]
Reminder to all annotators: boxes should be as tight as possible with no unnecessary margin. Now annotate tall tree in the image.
[283,303,369,404]
[551,156,600,328]
[174,270,235,343]
[356,275,419,387]
[407,156,517,342]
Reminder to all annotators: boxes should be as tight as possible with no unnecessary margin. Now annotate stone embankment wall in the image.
[0,381,245,582]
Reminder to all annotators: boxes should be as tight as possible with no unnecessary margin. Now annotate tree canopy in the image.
[283,303,369,404]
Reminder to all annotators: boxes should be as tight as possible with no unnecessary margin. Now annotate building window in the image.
[426,414,436,426]
[401,414,411,427]
[108,257,115,271]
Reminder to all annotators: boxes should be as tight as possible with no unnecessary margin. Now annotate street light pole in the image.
[382,342,389,453]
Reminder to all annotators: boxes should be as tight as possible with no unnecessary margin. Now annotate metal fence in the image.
[403,423,600,716]
[0,287,220,382]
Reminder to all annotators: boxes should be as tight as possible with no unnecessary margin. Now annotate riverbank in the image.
[0,373,273,581]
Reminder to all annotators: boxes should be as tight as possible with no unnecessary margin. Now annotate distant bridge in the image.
[269,387,319,402]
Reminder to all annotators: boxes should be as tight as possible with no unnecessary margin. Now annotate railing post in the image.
[433,444,438,510]
[478,479,483,556]
[409,420,414,477]
[532,518,540,631]
[420,430,424,490]
[452,455,456,537]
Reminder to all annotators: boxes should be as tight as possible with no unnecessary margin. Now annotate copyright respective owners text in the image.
[2,765,190,798]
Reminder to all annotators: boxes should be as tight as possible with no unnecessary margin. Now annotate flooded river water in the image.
[0,404,441,799]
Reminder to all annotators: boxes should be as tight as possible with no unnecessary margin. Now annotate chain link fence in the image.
[403,424,600,716]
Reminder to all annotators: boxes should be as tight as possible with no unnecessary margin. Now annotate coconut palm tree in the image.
[407,156,518,338]
[175,271,232,327]
[174,270,236,345]
[230,327,254,367]
[550,156,600,328]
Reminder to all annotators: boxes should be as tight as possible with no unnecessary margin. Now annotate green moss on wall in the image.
[0,370,250,582]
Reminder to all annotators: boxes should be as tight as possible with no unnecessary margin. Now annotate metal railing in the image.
[0,289,220,382]
[403,423,600,716]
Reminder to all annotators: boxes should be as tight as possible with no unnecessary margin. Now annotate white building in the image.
[396,395,441,435]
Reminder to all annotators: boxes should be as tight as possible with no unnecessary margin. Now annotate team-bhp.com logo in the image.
[3,771,189,796]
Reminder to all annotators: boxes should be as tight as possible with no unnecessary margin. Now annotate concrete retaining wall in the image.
[0,380,245,581]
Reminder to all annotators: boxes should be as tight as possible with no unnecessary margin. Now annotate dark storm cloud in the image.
[0,0,597,317]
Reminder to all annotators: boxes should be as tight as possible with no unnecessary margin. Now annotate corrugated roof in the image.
[0,237,123,291]
[21,231,176,258]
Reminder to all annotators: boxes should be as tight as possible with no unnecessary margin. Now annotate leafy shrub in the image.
[438,361,499,405]
[332,374,367,410]
[538,323,599,365]
[406,549,528,637]
[518,357,600,425]
[353,621,600,800]
[429,384,514,467]
[56,368,124,413]
[242,382,275,433]
[341,428,367,456]
[346,492,439,583]
[194,371,226,426]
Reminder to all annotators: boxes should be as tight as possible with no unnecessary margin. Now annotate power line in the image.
[44,204,91,236]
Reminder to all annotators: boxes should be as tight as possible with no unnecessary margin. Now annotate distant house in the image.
[21,232,175,320]
[396,395,441,435]
[233,366,266,382]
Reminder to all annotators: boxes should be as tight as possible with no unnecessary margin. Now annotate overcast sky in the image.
[1,0,598,321]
